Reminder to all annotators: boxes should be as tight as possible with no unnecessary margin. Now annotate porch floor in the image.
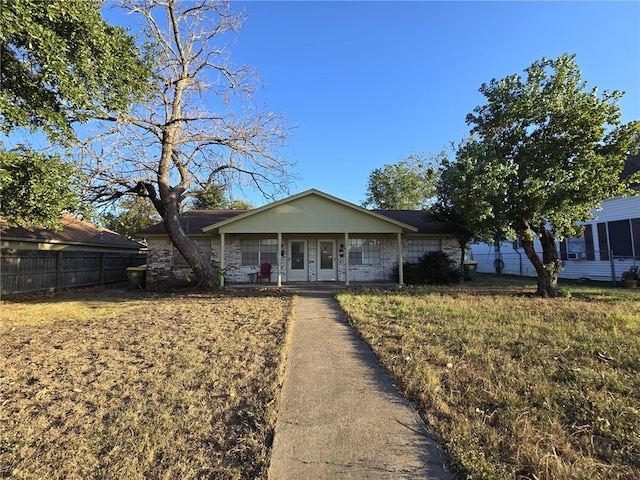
[226,280,401,290]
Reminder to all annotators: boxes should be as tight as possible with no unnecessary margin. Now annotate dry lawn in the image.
[336,277,640,480]
[1,286,294,480]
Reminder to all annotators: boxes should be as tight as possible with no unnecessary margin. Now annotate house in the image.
[1,214,146,295]
[140,189,458,286]
[469,155,640,282]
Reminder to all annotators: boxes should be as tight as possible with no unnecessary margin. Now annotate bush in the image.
[392,251,460,285]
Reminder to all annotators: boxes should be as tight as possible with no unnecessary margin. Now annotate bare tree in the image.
[80,0,293,287]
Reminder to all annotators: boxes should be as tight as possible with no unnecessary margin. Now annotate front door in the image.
[317,240,337,281]
[288,240,307,281]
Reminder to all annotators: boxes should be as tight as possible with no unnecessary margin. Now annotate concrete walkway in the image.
[268,287,454,479]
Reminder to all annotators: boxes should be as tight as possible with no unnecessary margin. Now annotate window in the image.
[597,218,640,260]
[406,238,441,263]
[566,236,587,259]
[609,220,633,258]
[348,238,381,265]
[559,225,595,261]
[173,239,211,268]
[241,239,278,266]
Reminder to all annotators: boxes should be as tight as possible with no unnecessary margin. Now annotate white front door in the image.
[288,240,308,281]
[317,240,337,281]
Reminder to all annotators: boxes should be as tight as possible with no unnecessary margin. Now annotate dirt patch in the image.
[1,287,294,479]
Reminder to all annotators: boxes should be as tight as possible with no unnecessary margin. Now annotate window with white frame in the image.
[173,239,211,268]
[241,239,278,266]
[348,238,381,265]
[406,238,441,263]
[566,236,587,259]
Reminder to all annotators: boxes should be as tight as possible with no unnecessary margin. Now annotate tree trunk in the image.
[520,227,560,297]
[154,68,218,289]
[162,199,216,288]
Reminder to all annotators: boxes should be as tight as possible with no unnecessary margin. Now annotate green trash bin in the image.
[126,265,147,289]
[463,260,478,281]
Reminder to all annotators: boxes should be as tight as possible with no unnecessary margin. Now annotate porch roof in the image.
[139,190,454,236]
[202,189,419,235]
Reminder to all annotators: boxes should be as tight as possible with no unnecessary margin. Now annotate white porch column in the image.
[344,232,350,286]
[277,232,282,287]
[219,232,226,288]
[397,232,404,285]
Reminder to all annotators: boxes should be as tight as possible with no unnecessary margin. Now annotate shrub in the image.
[393,251,460,285]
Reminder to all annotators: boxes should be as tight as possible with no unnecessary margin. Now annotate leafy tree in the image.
[192,185,229,210]
[229,198,254,210]
[362,153,437,210]
[0,0,153,229]
[103,196,160,239]
[81,0,293,287]
[191,185,255,210]
[0,148,88,230]
[0,0,152,143]
[438,54,640,297]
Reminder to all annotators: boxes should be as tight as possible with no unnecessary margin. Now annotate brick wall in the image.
[147,235,460,284]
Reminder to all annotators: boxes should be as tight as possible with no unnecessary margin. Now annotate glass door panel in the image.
[317,240,336,281]
[288,240,307,281]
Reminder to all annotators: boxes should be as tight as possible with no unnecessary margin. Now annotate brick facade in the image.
[147,235,460,284]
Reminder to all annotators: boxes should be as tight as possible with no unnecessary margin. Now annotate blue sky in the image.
[109,1,640,207]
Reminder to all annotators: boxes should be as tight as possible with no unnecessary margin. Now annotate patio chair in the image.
[256,262,272,283]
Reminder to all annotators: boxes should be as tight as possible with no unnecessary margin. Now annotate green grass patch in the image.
[336,277,640,480]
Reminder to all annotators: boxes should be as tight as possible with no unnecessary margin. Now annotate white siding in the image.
[469,196,640,283]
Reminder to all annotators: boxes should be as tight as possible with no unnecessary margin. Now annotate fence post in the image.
[56,251,63,291]
[100,252,106,285]
[609,251,616,285]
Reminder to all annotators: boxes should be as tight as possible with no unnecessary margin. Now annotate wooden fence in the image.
[0,250,147,296]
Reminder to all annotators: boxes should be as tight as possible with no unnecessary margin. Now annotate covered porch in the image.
[202,190,418,287]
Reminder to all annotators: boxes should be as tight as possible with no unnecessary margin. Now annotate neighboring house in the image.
[470,155,640,282]
[1,214,146,295]
[140,189,458,286]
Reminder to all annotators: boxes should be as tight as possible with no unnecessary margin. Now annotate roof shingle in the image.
[1,214,143,249]
[140,208,450,235]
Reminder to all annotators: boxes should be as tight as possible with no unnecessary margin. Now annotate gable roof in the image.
[139,190,455,236]
[202,189,419,234]
[1,214,143,250]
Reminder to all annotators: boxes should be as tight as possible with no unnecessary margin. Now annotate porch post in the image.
[397,232,404,285]
[277,232,282,287]
[219,232,225,288]
[344,232,350,286]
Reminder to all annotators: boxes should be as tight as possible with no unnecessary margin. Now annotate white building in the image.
[469,156,640,283]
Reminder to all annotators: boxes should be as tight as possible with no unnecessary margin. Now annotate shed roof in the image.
[1,214,144,250]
